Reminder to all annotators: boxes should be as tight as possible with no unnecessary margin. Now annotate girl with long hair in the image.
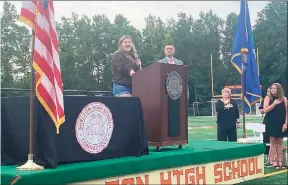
[111,35,142,97]
[264,83,288,169]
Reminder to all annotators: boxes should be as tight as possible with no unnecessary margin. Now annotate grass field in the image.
[188,115,287,185]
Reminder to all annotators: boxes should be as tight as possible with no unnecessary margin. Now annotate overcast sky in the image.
[1,1,268,29]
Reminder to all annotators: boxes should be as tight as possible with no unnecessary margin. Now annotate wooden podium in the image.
[132,62,188,151]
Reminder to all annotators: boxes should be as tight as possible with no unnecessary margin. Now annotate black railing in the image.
[1,88,113,97]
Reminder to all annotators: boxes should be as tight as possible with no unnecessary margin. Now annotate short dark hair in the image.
[164,43,174,48]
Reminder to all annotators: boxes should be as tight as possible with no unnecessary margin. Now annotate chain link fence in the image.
[1,88,112,97]
[189,98,261,116]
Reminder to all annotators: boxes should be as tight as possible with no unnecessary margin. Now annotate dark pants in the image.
[217,126,237,142]
[263,132,270,155]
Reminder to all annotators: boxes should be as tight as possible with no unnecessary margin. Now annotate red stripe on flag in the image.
[24,0,66,133]
[55,94,64,119]
[53,65,62,89]
[50,31,59,53]
[48,1,54,12]
[37,83,58,121]
[19,0,38,28]
[35,27,53,55]
[33,51,55,85]
[20,8,35,22]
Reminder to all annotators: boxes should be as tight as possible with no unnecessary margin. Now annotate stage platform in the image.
[1,140,265,185]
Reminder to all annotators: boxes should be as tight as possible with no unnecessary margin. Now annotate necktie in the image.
[168,58,174,64]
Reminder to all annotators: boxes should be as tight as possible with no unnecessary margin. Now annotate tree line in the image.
[1,1,287,103]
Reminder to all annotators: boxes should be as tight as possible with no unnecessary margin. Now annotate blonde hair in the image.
[117,35,139,59]
[270,83,285,100]
[221,88,231,97]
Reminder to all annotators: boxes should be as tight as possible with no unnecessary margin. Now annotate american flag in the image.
[19,0,65,134]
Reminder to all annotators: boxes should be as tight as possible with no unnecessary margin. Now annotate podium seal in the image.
[75,102,114,154]
[166,71,183,100]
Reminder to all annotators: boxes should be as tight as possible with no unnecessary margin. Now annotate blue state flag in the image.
[231,0,262,114]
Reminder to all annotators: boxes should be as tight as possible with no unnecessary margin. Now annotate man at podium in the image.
[157,44,189,99]
[132,45,189,150]
[157,44,183,65]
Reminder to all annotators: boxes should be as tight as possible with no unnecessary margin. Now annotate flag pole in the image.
[210,53,214,97]
[241,52,247,138]
[257,47,259,75]
[17,30,44,171]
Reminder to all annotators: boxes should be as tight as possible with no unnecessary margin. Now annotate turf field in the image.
[188,116,287,184]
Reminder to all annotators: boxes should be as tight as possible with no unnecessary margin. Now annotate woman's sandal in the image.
[272,162,278,169]
[276,165,285,169]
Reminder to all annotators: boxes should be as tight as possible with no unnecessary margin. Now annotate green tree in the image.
[172,11,224,101]
[91,14,114,90]
[220,13,240,88]
[2,1,286,100]
[253,1,287,94]
[57,14,91,90]
[141,14,167,66]
[1,1,31,88]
